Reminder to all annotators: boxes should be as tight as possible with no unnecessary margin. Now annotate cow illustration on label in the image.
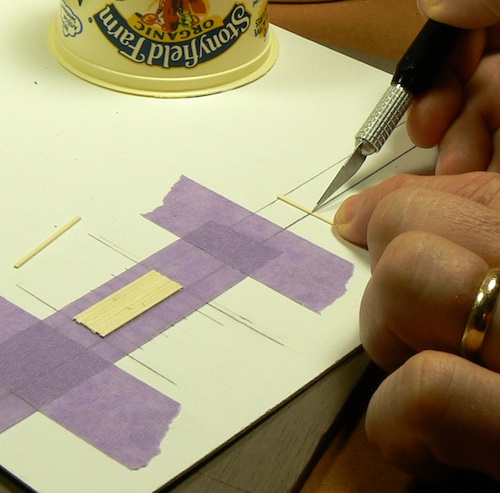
[141,0,209,33]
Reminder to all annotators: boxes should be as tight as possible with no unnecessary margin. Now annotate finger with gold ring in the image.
[461,268,500,362]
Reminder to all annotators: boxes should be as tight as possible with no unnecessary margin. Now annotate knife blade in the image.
[312,20,462,212]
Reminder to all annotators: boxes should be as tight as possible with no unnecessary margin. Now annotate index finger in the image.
[418,0,500,29]
[406,29,487,149]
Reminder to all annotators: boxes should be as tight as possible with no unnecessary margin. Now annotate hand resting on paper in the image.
[334,172,500,480]
[325,0,500,480]
[407,0,500,174]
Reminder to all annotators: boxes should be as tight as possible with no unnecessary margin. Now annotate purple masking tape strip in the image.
[143,175,252,237]
[0,299,181,466]
[144,239,227,286]
[0,298,41,345]
[47,312,102,348]
[232,212,284,242]
[188,264,245,301]
[43,239,245,361]
[146,177,354,312]
[89,340,129,364]
[0,322,110,408]
[96,330,138,357]
[0,386,36,433]
[42,366,181,469]
[257,230,354,312]
[184,221,282,276]
[43,239,246,362]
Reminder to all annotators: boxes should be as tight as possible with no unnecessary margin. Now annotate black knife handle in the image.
[392,19,462,96]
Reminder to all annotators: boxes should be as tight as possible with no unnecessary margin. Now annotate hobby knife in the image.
[313,19,462,211]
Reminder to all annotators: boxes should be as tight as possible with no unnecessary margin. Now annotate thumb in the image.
[366,350,500,480]
[333,172,500,247]
[418,0,500,28]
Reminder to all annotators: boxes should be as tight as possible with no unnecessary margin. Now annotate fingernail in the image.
[334,195,359,228]
[334,195,365,241]
[333,194,369,247]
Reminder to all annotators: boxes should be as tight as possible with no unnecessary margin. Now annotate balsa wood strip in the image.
[276,195,333,225]
[74,270,182,337]
[14,216,81,268]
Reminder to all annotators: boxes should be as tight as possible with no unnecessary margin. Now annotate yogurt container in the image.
[48,0,278,97]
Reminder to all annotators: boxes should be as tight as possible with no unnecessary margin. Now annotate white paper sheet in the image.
[0,1,436,490]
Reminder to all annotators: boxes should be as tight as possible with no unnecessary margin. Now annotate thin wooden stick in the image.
[14,216,81,268]
[276,195,333,225]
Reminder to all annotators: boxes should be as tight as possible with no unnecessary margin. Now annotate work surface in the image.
[0,1,437,492]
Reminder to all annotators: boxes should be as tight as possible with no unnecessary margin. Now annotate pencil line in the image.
[14,216,81,268]
[87,234,140,263]
[207,302,285,346]
[276,195,333,225]
[15,284,58,311]
[126,353,178,386]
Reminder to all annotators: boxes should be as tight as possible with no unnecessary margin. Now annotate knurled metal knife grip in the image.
[355,84,412,155]
[355,19,462,156]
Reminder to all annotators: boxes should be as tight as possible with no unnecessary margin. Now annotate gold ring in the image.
[461,268,500,362]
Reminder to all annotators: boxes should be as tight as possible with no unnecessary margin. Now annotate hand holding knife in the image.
[313,20,462,212]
